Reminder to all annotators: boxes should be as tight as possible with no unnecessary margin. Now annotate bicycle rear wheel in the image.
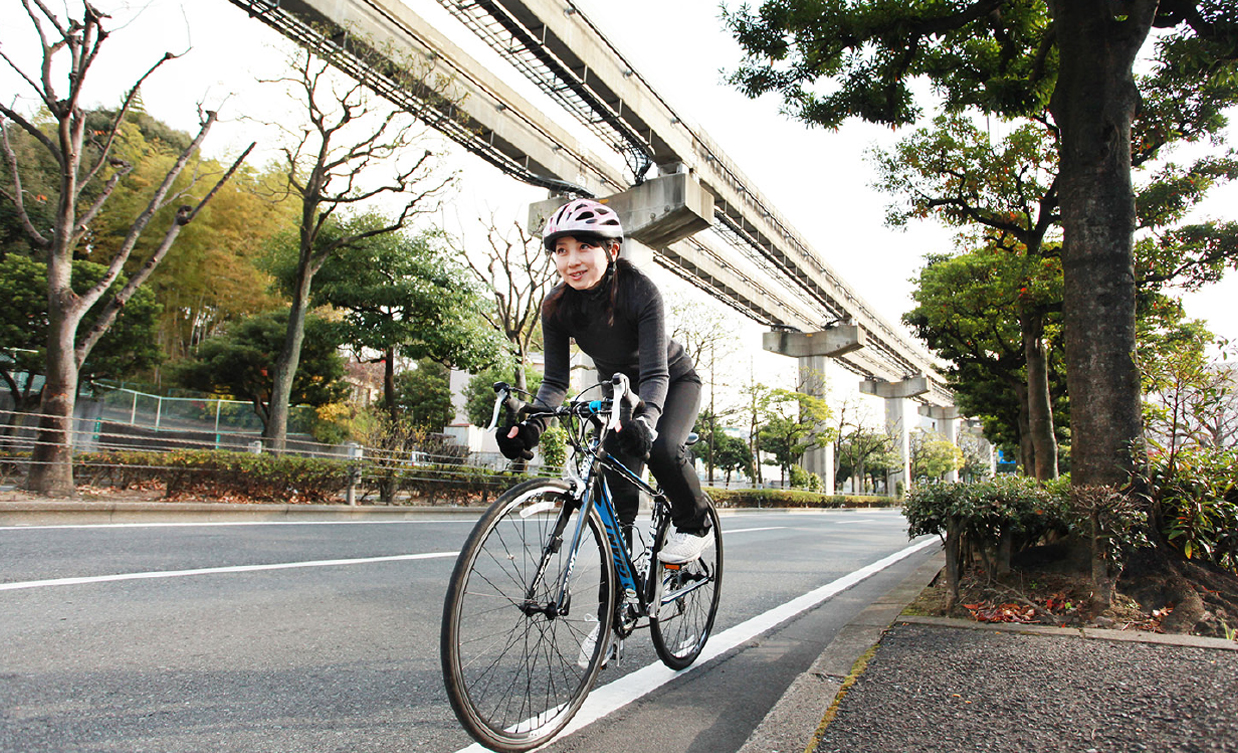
[649,500,722,670]
[441,479,616,752]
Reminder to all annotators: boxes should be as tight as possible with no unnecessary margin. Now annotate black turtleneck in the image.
[533,262,693,424]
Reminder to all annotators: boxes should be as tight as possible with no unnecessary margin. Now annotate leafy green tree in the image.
[876,115,1065,479]
[724,0,1238,488]
[175,310,347,433]
[959,432,996,483]
[904,246,1067,476]
[740,376,775,484]
[258,40,455,451]
[758,388,833,485]
[539,425,568,473]
[141,163,295,363]
[1137,305,1238,462]
[275,214,501,419]
[712,431,754,486]
[910,430,966,481]
[0,256,160,412]
[394,359,454,433]
[0,5,251,494]
[836,429,899,494]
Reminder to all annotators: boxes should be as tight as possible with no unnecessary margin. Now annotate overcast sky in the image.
[4,0,1236,402]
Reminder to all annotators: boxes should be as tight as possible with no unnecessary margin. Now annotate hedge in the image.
[707,487,894,509]
[75,449,350,504]
[59,449,899,510]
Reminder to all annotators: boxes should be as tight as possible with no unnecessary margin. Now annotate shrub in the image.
[904,476,1070,607]
[75,449,349,503]
[707,487,892,509]
[788,464,824,492]
[1138,446,1238,573]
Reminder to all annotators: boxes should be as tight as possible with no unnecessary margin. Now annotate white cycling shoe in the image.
[657,530,712,564]
[577,623,620,670]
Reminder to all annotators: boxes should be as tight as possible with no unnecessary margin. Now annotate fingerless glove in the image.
[496,421,542,460]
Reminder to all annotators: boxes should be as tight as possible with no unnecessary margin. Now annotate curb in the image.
[895,614,1238,652]
[736,548,946,753]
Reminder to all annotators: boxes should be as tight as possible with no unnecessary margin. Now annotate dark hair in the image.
[544,256,633,328]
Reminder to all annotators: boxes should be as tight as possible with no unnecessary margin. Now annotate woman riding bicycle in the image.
[496,197,712,565]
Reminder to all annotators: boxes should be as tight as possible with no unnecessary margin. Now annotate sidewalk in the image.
[741,551,1238,753]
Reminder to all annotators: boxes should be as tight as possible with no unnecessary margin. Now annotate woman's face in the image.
[552,235,616,291]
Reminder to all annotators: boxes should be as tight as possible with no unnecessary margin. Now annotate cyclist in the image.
[497,197,712,565]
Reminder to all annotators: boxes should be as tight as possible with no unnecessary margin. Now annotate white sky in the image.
[3,0,1236,427]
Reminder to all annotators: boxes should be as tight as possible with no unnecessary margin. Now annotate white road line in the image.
[725,526,785,534]
[0,552,460,591]
[0,519,472,532]
[455,536,939,753]
[0,524,783,592]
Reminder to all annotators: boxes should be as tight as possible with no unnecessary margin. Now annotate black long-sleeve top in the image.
[533,261,694,425]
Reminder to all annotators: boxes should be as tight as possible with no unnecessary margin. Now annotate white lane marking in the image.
[0,519,474,532]
[0,552,459,591]
[0,525,781,591]
[455,536,939,752]
[725,526,785,534]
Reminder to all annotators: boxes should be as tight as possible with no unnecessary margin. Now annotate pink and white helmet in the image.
[541,198,624,252]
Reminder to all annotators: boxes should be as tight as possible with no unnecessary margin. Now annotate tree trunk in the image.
[27,298,80,496]
[1023,312,1059,480]
[383,347,397,421]
[1014,381,1034,474]
[1048,0,1152,488]
[266,270,315,453]
[944,516,962,610]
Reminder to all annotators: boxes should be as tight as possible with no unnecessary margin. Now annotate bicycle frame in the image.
[495,373,712,631]
[544,405,665,624]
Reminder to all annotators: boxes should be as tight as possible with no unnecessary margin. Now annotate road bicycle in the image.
[440,374,723,752]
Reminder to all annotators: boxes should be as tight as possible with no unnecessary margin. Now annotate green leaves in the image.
[298,214,505,374]
[1138,445,1238,572]
[174,309,348,428]
[724,0,1055,128]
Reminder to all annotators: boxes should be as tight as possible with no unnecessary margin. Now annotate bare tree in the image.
[259,39,455,451]
[668,295,742,482]
[0,1,251,495]
[461,217,558,392]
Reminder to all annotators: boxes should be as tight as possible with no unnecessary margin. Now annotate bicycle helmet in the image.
[541,198,624,252]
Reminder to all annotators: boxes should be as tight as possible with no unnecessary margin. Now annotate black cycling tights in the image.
[604,373,710,534]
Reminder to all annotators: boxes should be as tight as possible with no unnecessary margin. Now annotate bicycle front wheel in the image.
[441,479,616,752]
[649,500,722,670]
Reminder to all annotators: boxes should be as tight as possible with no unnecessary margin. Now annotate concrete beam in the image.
[763,327,865,359]
[529,173,713,250]
[918,405,961,421]
[859,376,930,400]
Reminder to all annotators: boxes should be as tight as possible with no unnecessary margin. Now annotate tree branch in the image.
[77,139,253,364]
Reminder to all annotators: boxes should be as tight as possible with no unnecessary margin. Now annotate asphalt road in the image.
[0,508,934,752]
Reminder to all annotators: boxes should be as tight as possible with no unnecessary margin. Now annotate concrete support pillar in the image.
[798,355,834,495]
[919,404,962,483]
[859,376,929,496]
[763,327,865,495]
[885,396,910,494]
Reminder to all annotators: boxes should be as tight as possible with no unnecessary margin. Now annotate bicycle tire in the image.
[441,479,616,752]
[649,500,722,670]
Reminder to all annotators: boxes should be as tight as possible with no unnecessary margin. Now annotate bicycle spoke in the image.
[442,480,614,751]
